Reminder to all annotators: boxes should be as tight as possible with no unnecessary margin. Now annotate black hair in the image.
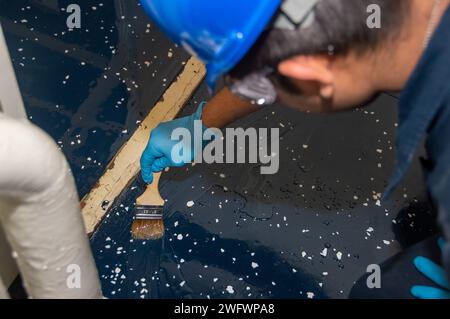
[231,0,411,78]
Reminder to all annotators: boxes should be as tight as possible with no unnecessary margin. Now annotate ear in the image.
[278,55,335,99]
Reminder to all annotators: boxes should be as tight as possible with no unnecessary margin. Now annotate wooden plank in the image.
[81,57,205,234]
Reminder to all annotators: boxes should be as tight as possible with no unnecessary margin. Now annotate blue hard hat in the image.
[140,0,282,88]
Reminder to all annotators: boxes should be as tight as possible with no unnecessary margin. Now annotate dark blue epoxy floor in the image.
[1,1,437,299]
[90,85,436,299]
[0,0,189,197]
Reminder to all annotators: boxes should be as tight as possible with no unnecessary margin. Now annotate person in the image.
[139,0,450,298]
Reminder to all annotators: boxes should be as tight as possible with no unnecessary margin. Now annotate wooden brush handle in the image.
[136,172,165,206]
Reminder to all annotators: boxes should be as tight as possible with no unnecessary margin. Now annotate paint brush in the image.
[131,172,165,240]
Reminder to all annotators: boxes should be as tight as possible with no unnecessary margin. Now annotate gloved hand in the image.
[140,102,209,184]
[411,238,450,299]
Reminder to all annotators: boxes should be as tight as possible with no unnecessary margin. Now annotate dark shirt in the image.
[385,6,450,276]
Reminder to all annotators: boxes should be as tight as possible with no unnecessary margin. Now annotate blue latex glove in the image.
[140,102,209,184]
[411,238,450,299]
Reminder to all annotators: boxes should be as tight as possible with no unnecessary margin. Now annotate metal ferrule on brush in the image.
[134,205,163,220]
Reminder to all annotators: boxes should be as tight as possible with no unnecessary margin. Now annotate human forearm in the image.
[141,87,259,183]
[202,87,259,128]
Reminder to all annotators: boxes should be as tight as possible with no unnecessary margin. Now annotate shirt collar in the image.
[384,6,450,198]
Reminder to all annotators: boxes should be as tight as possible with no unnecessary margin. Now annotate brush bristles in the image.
[131,219,165,240]
[131,205,164,240]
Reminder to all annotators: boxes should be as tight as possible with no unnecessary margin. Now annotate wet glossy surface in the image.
[91,86,437,299]
[1,1,437,299]
[0,0,189,197]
